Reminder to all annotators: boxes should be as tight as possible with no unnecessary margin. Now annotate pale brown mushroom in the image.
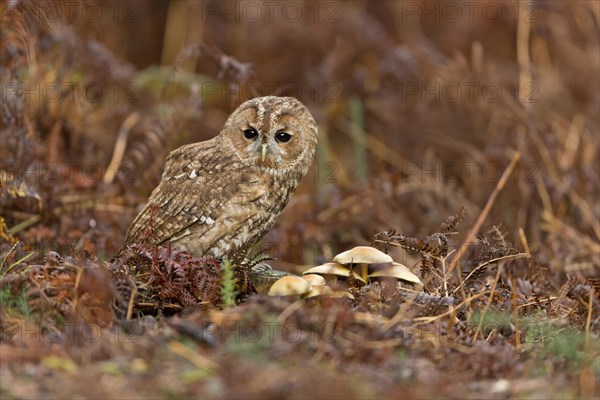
[268,275,340,299]
[302,274,327,286]
[268,276,312,296]
[302,262,366,284]
[368,262,422,285]
[305,285,334,298]
[332,246,393,280]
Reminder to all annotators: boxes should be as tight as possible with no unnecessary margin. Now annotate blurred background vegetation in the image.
[1,0,598,279]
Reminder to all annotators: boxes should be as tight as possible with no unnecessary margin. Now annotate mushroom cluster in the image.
[268,246,422,298]
[267,274,334,298]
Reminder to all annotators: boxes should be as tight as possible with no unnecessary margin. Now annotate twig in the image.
[518,228,531,257]
[380,269,443,333]
[277,299,305,325]
[440,256,449,298]
[585,286,593,348]
[7,214,41,235]
[126,275,138,321]
[381,289,420,333]
[412,291,490,326]
[103,112,140,184]
[71,266,84,312]
[451,253,528,296]
[517,0,532,106]
[358,337,406,349]
[168,340,219,371]
[448,151,521,275]
[518,296,557,308]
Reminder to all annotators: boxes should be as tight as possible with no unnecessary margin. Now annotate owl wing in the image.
[124,138,244,246]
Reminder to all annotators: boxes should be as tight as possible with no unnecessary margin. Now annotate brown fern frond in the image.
[420,253,433,278]
[439,206,465,235]
[425,233,449,257]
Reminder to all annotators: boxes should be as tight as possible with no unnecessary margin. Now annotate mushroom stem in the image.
[359,263,368,281]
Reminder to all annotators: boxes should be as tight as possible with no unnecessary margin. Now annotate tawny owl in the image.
[124,96,318,259]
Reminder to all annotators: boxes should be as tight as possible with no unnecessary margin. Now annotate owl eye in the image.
[243,128,259,140]
[275,132,292,143]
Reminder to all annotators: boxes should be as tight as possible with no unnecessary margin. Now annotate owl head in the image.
[220,96,318,174]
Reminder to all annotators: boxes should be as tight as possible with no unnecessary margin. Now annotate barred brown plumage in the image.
[123,96,318,259]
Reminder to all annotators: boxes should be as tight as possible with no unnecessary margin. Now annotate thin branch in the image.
[451,253,528,296]
[448,151,521,275]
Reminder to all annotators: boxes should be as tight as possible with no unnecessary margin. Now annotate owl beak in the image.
[261,144,269,162]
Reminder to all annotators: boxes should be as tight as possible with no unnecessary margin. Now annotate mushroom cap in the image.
[333,246,393,265]
[368,262,422,285]
[305,285,334,298]
[302,274,327,286]
[268,276,312,296]
[302,262,366,284]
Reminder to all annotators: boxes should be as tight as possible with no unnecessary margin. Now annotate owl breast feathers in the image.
[124,96,318,259]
